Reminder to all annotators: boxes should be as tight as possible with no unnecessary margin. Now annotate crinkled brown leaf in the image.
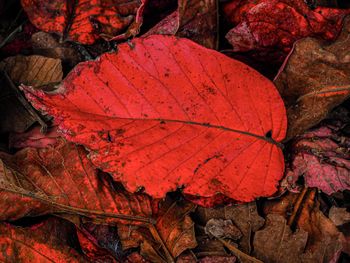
[0,217,86,262]
[253,214,309,263]
[0,140,152,225]
[145,0,218,49]
[274,16,350,139]
[31,31,82,68]
[196,202,264,253]
[118,197,197,263]
[263,190,345,262]
[329,207,350,226]
[0,55,63,87]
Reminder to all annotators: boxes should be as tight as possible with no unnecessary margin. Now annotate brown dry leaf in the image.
[0,55,63,87]
[118,197,197,263]
[31,32,82,67]
[196,202,264,253]
[329,207,350,226]
[263,190,345,262]
[205,218,242,240]
[253,214,309,263]
[274,16,350,139]
[145,0,218,49]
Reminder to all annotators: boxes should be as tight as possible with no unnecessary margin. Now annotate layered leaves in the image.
[22,35,287,202]
[21,0,146,44]
[224,0,350,62]
[0,140,152,225]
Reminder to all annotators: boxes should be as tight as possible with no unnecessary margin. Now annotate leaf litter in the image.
[0,1,350,262]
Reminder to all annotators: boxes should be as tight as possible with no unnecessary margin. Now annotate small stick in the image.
[218,238,263,263]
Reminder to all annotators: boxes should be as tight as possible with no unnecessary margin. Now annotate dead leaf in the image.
[0,217,86,262]
[22,35,287,203]
[329,207,350,226]
[253,214,309,263]
[282,110,350,195]
[263,190,345,262]
[205,218,242,240]
[196,202,264,253]
[198,256,236,263]
[21,0,146,44]
[0,139,152,225]
[31,31,82,67]
[0,55,63,86]
[145,0,218,49]
[118,197,197,263]
[274,16,350,139]
[224,0,350,63]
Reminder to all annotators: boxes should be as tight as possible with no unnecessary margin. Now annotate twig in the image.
[287,187,308,226]
[218,238,263,263]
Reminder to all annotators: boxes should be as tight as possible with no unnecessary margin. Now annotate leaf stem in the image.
[218,238,263,263]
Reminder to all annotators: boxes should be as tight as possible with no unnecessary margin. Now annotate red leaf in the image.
[223,0,350,62]
[0,140,152,225]
[23,35,287,202]
[0,218,85,262]
[21,0,146,44]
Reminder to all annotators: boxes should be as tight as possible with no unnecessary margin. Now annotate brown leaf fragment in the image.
[0,55,63,87]
[31,32,82,68]
[205,218,242,240]
[196,202,264,253]
[274,16,350,139]
[145,0,218,49]
[329,207,350,226]
[253,214,308,263]
[198,256,237,263]
[119,197,197,263]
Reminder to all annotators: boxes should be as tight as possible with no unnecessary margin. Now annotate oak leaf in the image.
[22,35,287,202]
[274,16,350,139]
[21,0,146,44]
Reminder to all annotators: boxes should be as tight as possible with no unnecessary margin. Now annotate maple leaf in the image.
[274,16,350,139]
[22,35,287,203]
[223,0,350,62]
[145,0,218,49]
[21,0,146,44]
[0,217,86,262]
[0,140,152,225]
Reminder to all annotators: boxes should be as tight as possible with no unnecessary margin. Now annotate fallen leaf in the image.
[205,218,242,240]
[253,214,309,263]
[198,256,236,263]
[274,16,350,139]
[145,0,218,49]
[21,0,146,44]
[196,202,264,253]
[224,0,350,63]
[329,207,350,226]
[0,217,85,262]
[22,35,287,202]
[263,190,345,262]
[31,31,82,67]
[0,55,63,86]
[283,110,350,195]
[0,139,152,225]
[118,197,197,263]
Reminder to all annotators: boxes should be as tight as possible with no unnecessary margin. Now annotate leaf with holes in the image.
[22,35,287,202]
[0,140,152,225]
[21,0,146,44]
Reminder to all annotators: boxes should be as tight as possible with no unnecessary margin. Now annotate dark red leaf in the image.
[223,0,350,62]
[21,0,146,44]
[0,217,85,262]
[22,35,287,202]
